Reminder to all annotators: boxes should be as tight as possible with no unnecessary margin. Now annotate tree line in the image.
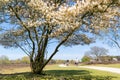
[0,55,76,65]
[0,55,30,64]
[81,46,120,64]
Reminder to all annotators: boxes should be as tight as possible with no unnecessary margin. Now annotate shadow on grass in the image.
[0,70,116,80]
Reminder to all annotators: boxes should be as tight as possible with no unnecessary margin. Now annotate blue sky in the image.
[0,24,120,60]
[0,40,120,60]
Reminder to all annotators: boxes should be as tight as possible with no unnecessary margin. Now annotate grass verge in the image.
[0,64,120,80]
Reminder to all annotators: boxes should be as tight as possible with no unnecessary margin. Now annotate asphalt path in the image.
[79,66,120,74]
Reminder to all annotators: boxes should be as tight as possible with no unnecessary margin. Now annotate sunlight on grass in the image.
[0,64,120,80]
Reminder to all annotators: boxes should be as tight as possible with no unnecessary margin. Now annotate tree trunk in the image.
[30,56,44,74]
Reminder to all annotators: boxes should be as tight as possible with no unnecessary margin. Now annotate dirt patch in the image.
[0,63,29,69]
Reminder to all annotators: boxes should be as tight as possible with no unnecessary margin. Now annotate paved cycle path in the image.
[79,66,120,74]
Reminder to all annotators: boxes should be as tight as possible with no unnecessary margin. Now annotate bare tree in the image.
[84,46,108,62]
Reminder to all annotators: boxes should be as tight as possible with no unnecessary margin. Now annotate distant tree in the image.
[0,0,119,74]
[14,59,21,64]
[21,56,30,64]
[85,46,108,62]
[0,55,10,64]
[81,55,91,63]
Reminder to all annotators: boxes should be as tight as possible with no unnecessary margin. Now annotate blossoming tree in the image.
[0,0,120,74]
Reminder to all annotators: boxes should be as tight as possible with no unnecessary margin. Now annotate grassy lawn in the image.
[0,64,120,80]
[89,63,120,68]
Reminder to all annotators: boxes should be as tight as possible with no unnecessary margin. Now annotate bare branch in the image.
[42,27,78,69]
[8,5,35,57]
[25,39,33,49]
[15,42,30,56]
[33,27,39,44]
[109,38,120,49]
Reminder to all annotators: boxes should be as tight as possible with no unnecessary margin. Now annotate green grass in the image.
[0,64,120,80]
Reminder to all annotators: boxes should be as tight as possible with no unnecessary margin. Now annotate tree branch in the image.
[33,27,39,44]
[38,27,46,49]
[41,28,77,69]
[15,42,30,56]
[110,38,120,49]
[25,39,33,49]
[8,5,35,57]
